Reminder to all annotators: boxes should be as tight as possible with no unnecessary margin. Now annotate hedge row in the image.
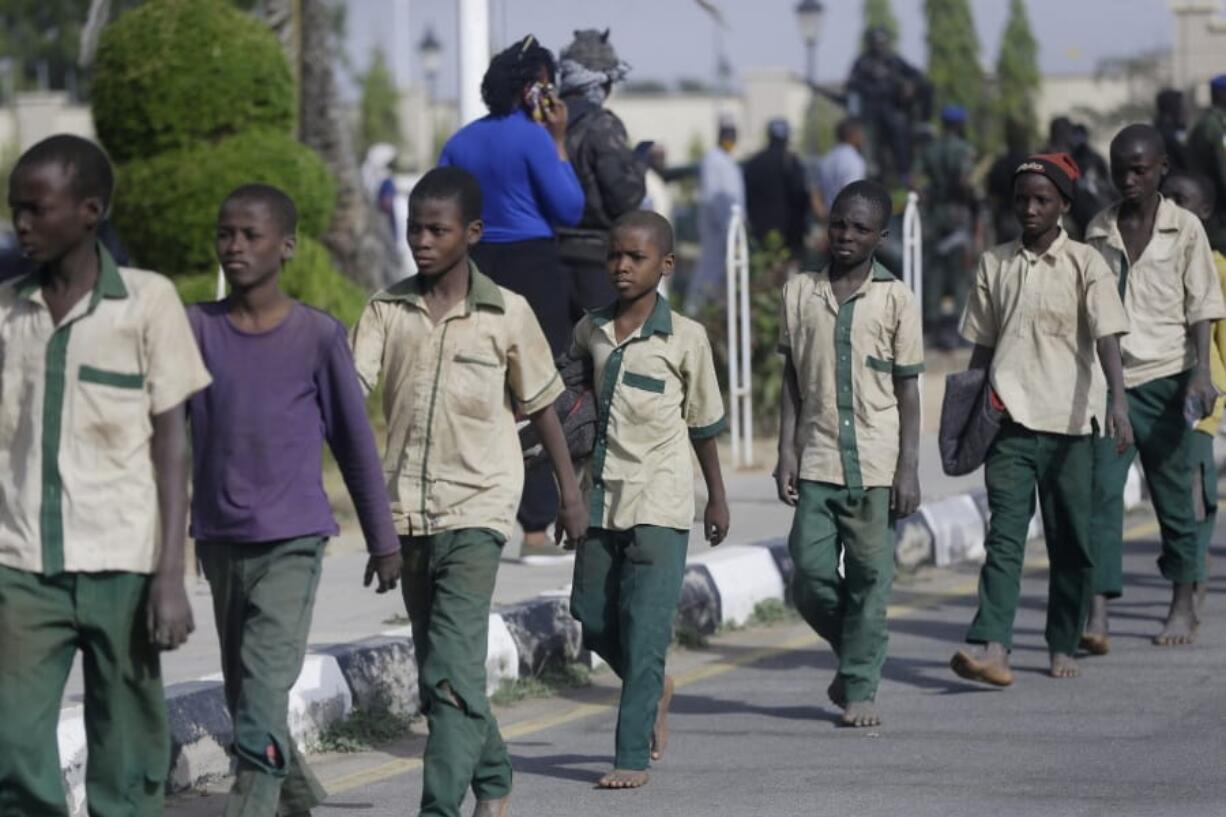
[91,0,295,163]
[113,128,335,278]
[174,236,369,326]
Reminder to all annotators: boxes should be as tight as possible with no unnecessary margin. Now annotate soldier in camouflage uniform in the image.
[845,27,932,183]
[1187,75,1226,252]
[916,105,977,348]
[557,29,647,322]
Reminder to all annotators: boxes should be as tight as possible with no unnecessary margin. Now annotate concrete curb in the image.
[54,457,1194,810]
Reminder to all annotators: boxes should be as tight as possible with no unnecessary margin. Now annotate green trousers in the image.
[966,422,1093,654]
[788,481,894,703]
[569,525,688,771]
[922,236,971,326]
[0,565,168,817]
[401,529,510,817]
[1091,372,1201,597]
[198,536,328,817]
[1190,429,1217,583]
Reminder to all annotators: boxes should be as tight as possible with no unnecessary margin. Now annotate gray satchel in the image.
[939,367,1005,476]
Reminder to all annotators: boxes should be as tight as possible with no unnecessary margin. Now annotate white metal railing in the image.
[902,191,925,425]
[902,191,922,303]
[725,204,753,468]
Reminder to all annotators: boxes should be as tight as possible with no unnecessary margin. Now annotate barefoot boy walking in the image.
[1160,169,1226,610]
[949,154,1131,687]
[350,167,586,817]
[187,184,402,816]
[1083,125,1226,650]
[775,180,923,728]
[568,210,730,789]
[0,135,211,815]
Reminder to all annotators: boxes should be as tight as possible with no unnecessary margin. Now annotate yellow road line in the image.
[324,516,1160,793]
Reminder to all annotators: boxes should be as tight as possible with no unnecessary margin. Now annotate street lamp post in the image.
[794,0,825,88]
[419,25,442,164]
[419,25,442,102]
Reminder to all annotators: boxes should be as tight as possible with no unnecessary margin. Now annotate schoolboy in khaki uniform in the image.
[776,180,924,729]
[0,135,211,816]
[569,210,729,790]
[349,167,585,817]
[1083,125,1226,651]
[950,154,1131,688]
[1161,170,1226,608]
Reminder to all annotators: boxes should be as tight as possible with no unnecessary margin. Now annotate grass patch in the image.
[674,625,711,650]
[747,598,799,627]
[313,702,415,754]
[490,662,592,707]
[674,599,798,650]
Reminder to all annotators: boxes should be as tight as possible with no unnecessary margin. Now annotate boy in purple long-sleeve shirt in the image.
[187,184,400,817]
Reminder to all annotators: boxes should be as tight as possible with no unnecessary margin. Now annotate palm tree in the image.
[263,0,400,289]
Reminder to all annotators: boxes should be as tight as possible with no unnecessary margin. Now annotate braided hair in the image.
[481,34,557,118]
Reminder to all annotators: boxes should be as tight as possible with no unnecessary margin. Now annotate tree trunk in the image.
[264,0,400,290]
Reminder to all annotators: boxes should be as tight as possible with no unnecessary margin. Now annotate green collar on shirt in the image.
[375,259,506,312]
[589,292,673,338]
[15,242,128,303]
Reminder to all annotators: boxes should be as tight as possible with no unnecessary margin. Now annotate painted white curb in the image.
[1123,462,1144,510]
[57,705,87,817]
[486,614,520,693]
[695,545,786,627]
[289,654,352,749]
[922,494,986,567]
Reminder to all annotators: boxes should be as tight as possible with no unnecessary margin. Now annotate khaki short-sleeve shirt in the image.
[573,296,726,531]
[1085,197,1226,389]
[349,264,563,539]
[778,263,924,490]
[0,247,212,575]
[960,231,1130,435]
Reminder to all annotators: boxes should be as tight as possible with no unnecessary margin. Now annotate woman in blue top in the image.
[438,34,584,547]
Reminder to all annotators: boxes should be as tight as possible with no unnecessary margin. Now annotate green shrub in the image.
[114,128,335,276]
[281,237,369,326]
[173,271,219,305]
[172,237,368,326]
[91,0,295,163]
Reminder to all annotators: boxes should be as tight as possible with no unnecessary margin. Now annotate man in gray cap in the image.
[557,28,648,320]
[742,117,812,264]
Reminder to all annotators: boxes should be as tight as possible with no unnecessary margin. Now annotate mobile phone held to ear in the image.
[526,82,555,122]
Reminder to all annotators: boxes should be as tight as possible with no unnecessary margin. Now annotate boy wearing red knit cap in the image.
[950,153,1132,686]
[1083,124,1226,651]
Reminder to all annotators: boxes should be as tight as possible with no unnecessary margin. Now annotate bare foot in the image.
[651,675,673,761]
[597,769,649,789]
[1079,594,1111,655]
[950,643,1014,687]
[1049,652,1080,679]
[826,676,847,708]
[471,795,509,817]
[1154,583,1199,646]
[839,699,881,728]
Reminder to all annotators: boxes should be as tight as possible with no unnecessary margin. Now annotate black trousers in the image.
[471,239,570,531]
[558,233,617,322]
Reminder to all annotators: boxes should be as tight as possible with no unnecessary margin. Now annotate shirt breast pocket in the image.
[620,370,668,425]
[1037,278,1080,337]
[74,365,150,463]
[448,353,505,419]
[1141,240,1183,301]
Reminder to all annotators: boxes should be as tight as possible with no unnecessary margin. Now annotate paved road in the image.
[168,512,1226,817]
